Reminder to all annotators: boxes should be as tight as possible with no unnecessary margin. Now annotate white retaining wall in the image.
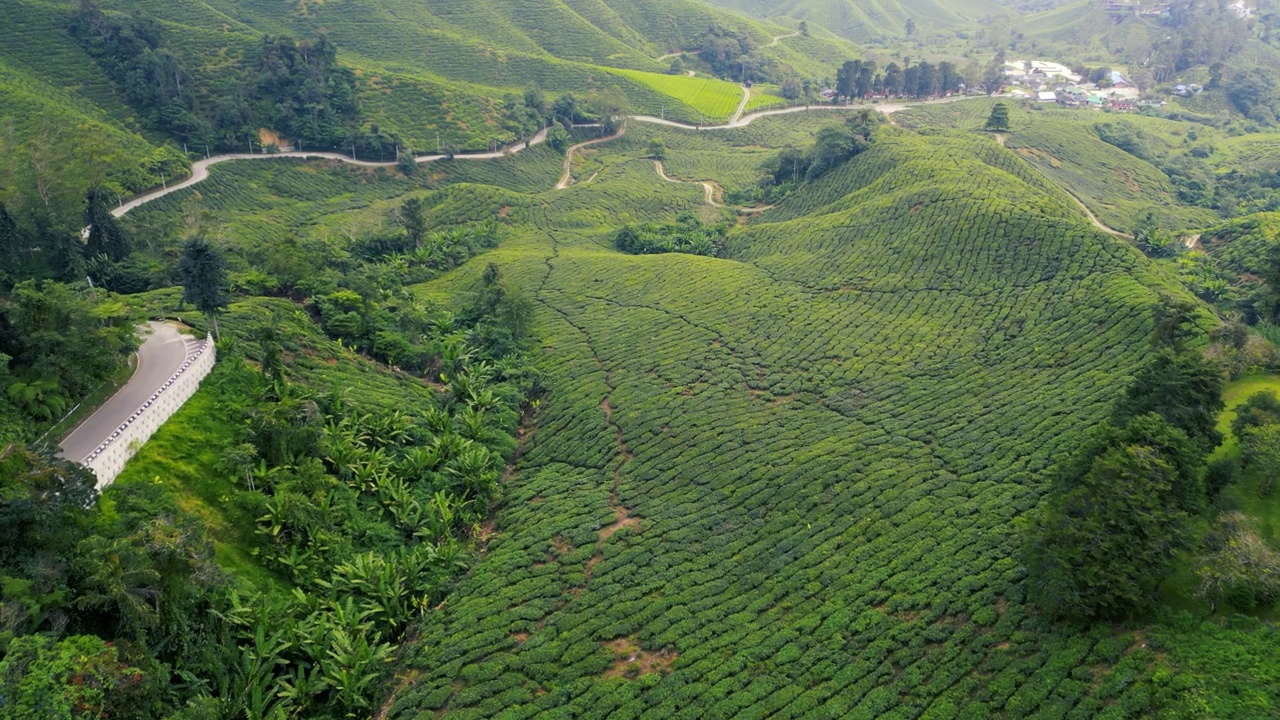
[83,335,216,488]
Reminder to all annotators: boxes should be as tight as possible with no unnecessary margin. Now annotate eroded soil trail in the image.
[652,160,773,213]
[556,127,625,190]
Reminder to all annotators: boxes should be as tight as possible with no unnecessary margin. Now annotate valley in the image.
[4,1,1280,718]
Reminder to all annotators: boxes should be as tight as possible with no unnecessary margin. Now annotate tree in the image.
[984,102,1010,131]
[799,21,809,36]
[551,93,579,127]
[546,126,570,153]
[780,77,801,100]
[1228,68,1279,124]
[1261,244,1280,323]
[398,197,429,248]
[980,56,1005,95]
[176,237,229,340]
[1241,423,1280,497]
[1022,420,1193,620]
[523,84,547,123]
[905,17,916,36]
[588,88,631,135]
[647,137,667,159]
[668,57,684,76]
[0,201,21,283]
[397,153,416,176]
[1232,391,1280,438]
[0,280,137,401]
[83,187,129,263]
[1111,349,1224,455]
[1195,512,1280,610]
[0,634,152,719]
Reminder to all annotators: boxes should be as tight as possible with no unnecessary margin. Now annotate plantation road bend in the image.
[59,321,203,478]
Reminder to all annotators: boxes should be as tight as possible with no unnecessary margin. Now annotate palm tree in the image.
[6,376,66,421]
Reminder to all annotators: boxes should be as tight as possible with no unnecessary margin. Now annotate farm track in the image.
[986,133,1133,239]
[556,128,626,190]
[653,160,772,213]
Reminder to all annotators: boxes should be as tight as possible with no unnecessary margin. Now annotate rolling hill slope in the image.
[102,95,1280,715]
[702,0,1009,42]
[0,0,860,214]
[341,128,1192,717]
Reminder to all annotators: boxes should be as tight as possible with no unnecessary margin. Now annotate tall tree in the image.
[176,237,229,340]
[1111,348,1224,455]
[0,202,21,284]
[83,187,129,262]
[1022,426,1192,621]
[985,102,1010,131]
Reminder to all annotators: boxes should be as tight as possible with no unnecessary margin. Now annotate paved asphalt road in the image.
[60,321,200,464]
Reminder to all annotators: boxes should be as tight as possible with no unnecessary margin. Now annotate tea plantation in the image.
[336,129,1195,717]
[108,108,1280,714]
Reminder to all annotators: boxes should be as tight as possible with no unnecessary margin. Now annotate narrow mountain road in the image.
[632,94,987,131]
[106,97,995,219]
[111,128,549,219]
[60,322,199,464]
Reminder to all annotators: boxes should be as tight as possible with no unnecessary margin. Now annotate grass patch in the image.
[605,68,744,121]
[108,361,284,592]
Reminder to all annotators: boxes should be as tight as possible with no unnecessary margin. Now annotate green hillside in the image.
[361,127,1197,717]
[88,105,1280,715]
[0,0,860,216]
[703,0,1008,42]
[119,118,1210,718]
[11,0,1280,715]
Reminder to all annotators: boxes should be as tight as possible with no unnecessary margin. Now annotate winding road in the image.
[106,95,999,221]
[111,129,549,219]
[60,322,200,465]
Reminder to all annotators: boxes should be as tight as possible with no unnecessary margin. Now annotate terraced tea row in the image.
[380,131,1186,718]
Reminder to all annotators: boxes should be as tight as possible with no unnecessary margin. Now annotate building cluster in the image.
[1002,60,1152,113]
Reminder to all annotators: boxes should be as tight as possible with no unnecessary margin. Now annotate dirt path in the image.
[767,31,800,47]
[987,131,1132,239]
[653,160,772,213]
[656,30,794,65]
[732,85,751,125]
[1065,190,1132,239]
[556,128,625,190]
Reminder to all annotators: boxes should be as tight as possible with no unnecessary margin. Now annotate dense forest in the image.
[70,0,393,158]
